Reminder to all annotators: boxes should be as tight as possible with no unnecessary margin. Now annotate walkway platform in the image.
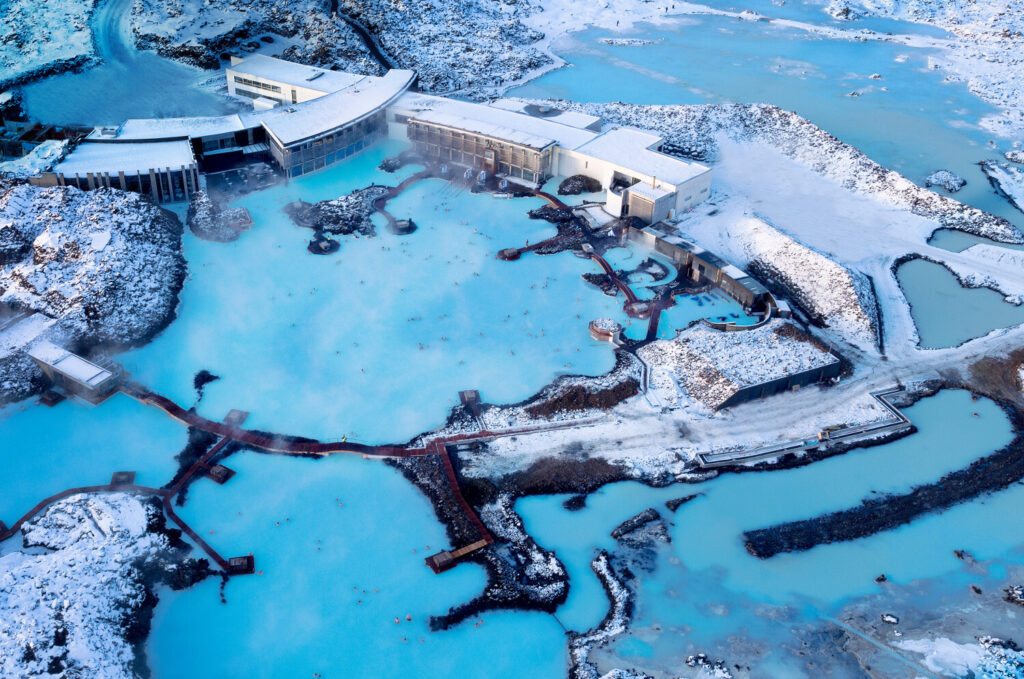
[206,464,236,485]
[227,555,255,575]
[696,388,912,468]
[425,539,491,573]
[110,471,136,487]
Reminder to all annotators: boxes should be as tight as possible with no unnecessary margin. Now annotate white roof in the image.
[412,110,556,150]
[257,69,415,147]
[27,340,114,387]
[56,140,195,176]
[94,115,246,141]
[575,128,709,186]
[627,182,672,201]
[488,99,602,130]
[395,93,598,151]
[0,313,54,358]
[229,54,366,93]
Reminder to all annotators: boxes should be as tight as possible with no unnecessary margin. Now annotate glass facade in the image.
[273,111,386,178]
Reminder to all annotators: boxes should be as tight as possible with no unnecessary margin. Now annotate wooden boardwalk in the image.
[1,410,256,574]
[4,375,606,578]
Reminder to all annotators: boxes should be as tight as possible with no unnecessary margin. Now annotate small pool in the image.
[896,257,1024,348]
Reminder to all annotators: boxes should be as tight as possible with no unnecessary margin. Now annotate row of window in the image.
[409,123,543,155]
[416,141,545,173]
[414,142,538,182]
[202,135,238,152]
[233,75,282,93]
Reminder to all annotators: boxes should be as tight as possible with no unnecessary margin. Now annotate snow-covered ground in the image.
[638,320,840,410]
[0,493,181,679]
[131,0,381,73]
[0,183,185,402]
[443,96,1024,483]
[942,245,1024,302]
[981,161,1024,214]
[727,215,879,350]
[0,141,69,180]
[340,0,547,94]
[825,0,1024,138]
[0,0,96,87]
[898,636,1024,678]
[132,0,547,94]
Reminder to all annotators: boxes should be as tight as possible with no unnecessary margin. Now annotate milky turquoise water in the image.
[9,2,1024,675]
[0,393,184,523]
[118,144,621,442]
[141,389,1021,677]
[511,10,1023,234]
[896,257,1024,348]
[146,451,568,678]
[929,228,1024,253]
[118,141,753,442]
[517,390,1020,675]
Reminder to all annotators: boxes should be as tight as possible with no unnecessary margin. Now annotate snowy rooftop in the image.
[55,140,195,176]
[0,313,54,358]
[258,69,415,147]
[228,54,366,93]
[576,128,709,186]
[412,110,557,150]
[642,224,705,252]
[396,93,598,150]
[487,99,602,131]
[639,321,839,409]
[27,340,114,387]
[627,182,673,201]
[93,115,246,141]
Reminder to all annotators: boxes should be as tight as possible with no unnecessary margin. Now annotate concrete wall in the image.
[718,361,841,410]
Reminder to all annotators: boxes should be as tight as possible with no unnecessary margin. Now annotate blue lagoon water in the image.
[120,143,620,442]
[511,10,1023,232]
[516,391,1021,674]
[0,393,185,523]
[147,451,568,678]
[10,4,1024,673]
[896,257,1024,348]
[20,0,233,125]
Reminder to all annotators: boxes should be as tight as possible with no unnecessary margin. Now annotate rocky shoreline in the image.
[519,99,1024,244]
[744,393,1024,559]
[0,183,187,404]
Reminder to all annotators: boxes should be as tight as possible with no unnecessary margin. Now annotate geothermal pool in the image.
[141,388,1024,677]
[517,390,1023,676]
[511,10,1023,233]
[120,140,759,442]
[120,140,608,443]
[896,257,1024,348]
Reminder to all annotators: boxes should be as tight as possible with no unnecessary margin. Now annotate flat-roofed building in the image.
[226,54,369,106]
[407,110,559,184]
[563,128,712,221]
[258,68,415,178]
[32,139,199,203]
[390,93,712,222]
[27,340,121,403]
[629,222,771,310]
